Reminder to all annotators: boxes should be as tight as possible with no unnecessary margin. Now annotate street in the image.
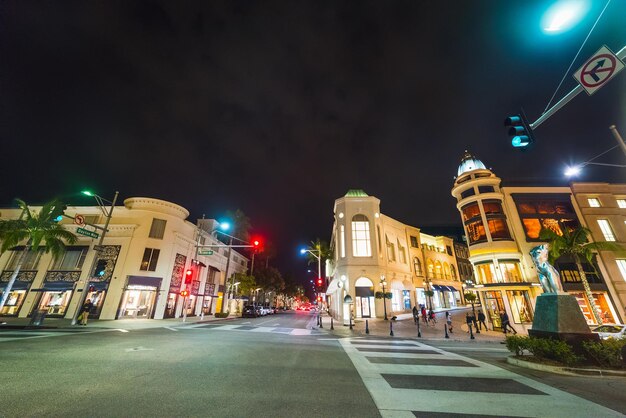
[1,311,625,417]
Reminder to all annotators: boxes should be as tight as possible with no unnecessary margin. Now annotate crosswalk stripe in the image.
[339,339,623,418]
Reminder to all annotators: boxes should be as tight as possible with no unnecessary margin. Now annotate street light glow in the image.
[564,165,582,176]
[541,0,590,34]
[300,248,306,255]
[219,221,230,231]
[81,190,94,196]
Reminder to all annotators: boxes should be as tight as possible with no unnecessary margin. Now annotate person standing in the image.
[445,311,453,333]
[465,311,476,333]
[80,299,94,326]
[412,306,419,323]
[500,311,517,334]
[477,310,488,331]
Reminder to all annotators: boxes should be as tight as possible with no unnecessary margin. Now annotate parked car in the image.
[242,305,259,318]
[258,306,271,316]
[591,324,626,340]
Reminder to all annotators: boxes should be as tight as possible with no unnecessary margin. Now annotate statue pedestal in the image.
[529,294,598,346]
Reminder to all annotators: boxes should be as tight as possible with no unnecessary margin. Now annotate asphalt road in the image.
[2,311,625,417]
[0,311,379,418]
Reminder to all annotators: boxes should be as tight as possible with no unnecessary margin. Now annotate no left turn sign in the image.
[74,214,85,226]
[574,45,624,96]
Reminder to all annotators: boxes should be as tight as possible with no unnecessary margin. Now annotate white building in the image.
[451,152,623,333]
[0,197,248,320]
[326,190,462,324]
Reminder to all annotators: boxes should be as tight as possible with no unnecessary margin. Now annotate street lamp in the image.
[565,127,626,177]
[300,246,322,303]
[71,190,119,325]
[380,277,388,321]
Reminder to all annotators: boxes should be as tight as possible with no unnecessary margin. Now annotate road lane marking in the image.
[163,327,178,331]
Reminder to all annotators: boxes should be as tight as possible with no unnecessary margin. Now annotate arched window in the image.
[413,257,422,276]
[435,260,443,279]
[386,236,395,261]
[352,214,371,257]
[443,263,451,279]
[450,265,457,280]
[427,259,434,278]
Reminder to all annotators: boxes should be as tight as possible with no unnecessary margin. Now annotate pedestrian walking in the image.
[465,311,476,333]
[79,299,94,326]
[421,306,428,324]
[500,311,517,334]
[445,311,453,333]
[428,309,437,325]
[412,306,419,323]
[477,310,488,331]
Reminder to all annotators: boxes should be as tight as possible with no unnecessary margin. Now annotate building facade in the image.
[0,197,248,321]
[451,152,624,333]
[326,190,462,324]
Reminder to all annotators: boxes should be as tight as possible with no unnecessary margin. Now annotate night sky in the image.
[2,1,625,280]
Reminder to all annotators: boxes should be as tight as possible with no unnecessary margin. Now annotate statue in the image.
[530,244,564,294]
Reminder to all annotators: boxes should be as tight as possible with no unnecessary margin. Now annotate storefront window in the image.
[37,291,73,316]
[391,289,402,311]
[465,220,487,244]
[475,262,496,284]
[499,261,523,282]
[506,290,533,323]
[402,290,411,310]
[483,291,504,330]
[487,218,511,240]
[0,290,27,315]
[462,203,481,221]
[572,292,616,325]
[514,195,580,241]
[120,285,157,318]
[415,288,426,308]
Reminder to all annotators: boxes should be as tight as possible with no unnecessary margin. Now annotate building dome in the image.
[457,150,487,176]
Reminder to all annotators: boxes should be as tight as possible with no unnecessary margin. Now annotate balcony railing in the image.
[44,270,82,282]
[0,270,38,282]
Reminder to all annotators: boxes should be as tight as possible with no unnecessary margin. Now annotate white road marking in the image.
[125,346,153,352]
[163,327,178,331]
[116,329,130,333]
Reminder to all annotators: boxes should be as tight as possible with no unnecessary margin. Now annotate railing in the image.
[44,270,82,282]
[0,270,38,282]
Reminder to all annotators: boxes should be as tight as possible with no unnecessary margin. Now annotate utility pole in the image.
[71,191,119,325]
[220,236,233,313]
[609,125,626,157]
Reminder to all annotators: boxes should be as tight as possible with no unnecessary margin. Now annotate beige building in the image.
[451,152,623,333]
[326,190,462,324]
[0,197,248,321]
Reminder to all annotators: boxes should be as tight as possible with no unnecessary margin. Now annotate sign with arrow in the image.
[573,45,624,96]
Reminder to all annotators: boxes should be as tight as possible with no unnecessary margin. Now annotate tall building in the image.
[326,190,462,324]
[451,152,623,332]
[0,197,248,320]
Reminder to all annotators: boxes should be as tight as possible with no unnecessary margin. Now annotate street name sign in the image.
[76,227,99,239]
[573,45,624,96]
[198,249,214,256]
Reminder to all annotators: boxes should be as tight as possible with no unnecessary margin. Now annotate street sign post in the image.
[573,45,624,96]
[198,249,214,256]
[76,227,99,239]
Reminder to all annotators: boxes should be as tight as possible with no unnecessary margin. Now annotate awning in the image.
[0,281,31,291]
[326,279,340,295]
[32,281,75,291]
[87,281,109,291]
[446,286,458,292]
[128,276,162,288]
[431,285,444,291]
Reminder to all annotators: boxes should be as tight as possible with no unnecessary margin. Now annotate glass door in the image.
[483,290,504,330]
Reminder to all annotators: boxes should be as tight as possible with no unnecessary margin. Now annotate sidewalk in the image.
[319,307,508,343]
[0,313,237,331]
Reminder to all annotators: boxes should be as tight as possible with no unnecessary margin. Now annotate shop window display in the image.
[572,292,616,325]
[506,290,533,323]
[483,291,504,330]
[0,290,27,315]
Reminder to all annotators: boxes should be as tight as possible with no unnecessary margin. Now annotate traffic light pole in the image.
[530,45,626,130]
[71,191,119,325]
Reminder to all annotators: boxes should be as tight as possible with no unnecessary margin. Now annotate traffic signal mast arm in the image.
[530,44,626,130]
[58,213,109,232]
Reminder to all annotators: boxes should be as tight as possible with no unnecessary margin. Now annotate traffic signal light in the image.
[51,203,67,222]
[94,259,107,277]
[180,289,189,297]
[251,238,262,251]
[184,269,193,284]
[505,113,534,148]
[317,278,323,286]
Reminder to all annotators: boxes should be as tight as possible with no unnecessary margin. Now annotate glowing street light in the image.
[541,0,590,34]
[564,165,582,177]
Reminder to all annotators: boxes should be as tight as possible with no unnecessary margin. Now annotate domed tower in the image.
[451,151,538,332]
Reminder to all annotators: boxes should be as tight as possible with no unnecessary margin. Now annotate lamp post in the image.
[380,277,388,321]
[300,247,322,308]
[71,190,119,325]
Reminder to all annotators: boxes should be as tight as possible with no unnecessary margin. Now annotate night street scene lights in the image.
[379,277,388,321]
[541,0,591,34]
[300,246,323,305]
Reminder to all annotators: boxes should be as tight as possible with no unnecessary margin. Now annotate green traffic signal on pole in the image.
[505,113,534,148]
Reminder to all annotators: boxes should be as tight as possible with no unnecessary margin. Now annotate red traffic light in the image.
[317,278,323,286]
[180,290,189,297]
[185,269,193,284]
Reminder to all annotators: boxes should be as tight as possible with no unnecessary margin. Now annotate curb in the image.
[507,356,626,377]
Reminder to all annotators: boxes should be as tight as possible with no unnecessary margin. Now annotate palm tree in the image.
[304,239,333,266]
[0,199,77,310]
[539,226,622,325]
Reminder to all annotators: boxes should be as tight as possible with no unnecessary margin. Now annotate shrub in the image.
[582,338,626,369]
[528,337,582,366]
[505,335,531,356]
[504,336,582,366]
[214,312,230,318]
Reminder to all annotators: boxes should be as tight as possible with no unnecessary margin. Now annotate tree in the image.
[464,292,478,315]
[304,239,333,266]
[0,199,77,310]
[232,272,256,298]
[540,226,623,325]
